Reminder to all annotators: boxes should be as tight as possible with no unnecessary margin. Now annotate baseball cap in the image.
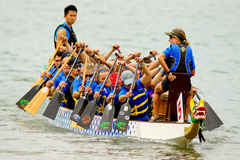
[165,30,185,41]
[68,57,82,66]
[121,70,134,85]
[62,51,70,59]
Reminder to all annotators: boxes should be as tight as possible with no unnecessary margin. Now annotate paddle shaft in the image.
[61,47,83,86]
[117,48,121,54]
[47,39,63,69]
[126,61,140,103]
[153,54,157,60]
[84,61,101,97]
[80,54,88,97]
[99,53,119,92]
[110,64,123,103]
[89,54,119,115]
[46,61,55,72]
[39,62,63,88]
[194,91,201,100]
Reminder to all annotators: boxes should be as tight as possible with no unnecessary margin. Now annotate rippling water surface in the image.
[1,0,240,159]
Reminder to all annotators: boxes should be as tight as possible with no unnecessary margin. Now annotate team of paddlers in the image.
[18,5,197,123]
[42,26,196,122]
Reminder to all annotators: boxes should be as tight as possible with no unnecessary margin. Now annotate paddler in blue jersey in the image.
[48,55,73,96]
[72,63,94,101]
[40,51,63,80]
[153,28,196,122]
[54,57,82,109]
[93,67,113,116]
[54,5,78,48]
[118,55,151,121]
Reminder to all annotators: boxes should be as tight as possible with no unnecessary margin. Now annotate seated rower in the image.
[153,28,196,122]
[107,72,123,118]
[94,67,112,116]
[55,57,82,109]
[72,63,94,100]
[40,51,63,80]
[118,56,151,121]
[48,55,72,97]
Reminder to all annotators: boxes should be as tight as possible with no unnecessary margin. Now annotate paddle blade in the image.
[24,87,49,115]
[70,97,88,122]
[70,121,83,129]
[202,101,223,131]
[98,103,115,132]
[114,103,131,132]
[42,90,63,120]
[77,99,98,130]
[31,78,43,89]
[16,85,41,110]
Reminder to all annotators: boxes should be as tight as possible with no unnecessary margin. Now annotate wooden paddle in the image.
[114,60,140,132]
[98,64,123,131]
[16,62,62,110]
[48,39,63,68]
[30,39,63,88]
[194,91,223,131]
[42,47,84,119]
[77,53,119,130]
[30,61,55,89]
[70,60,101,122]
[24,48,77,115]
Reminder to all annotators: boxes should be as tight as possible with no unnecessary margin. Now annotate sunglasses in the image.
[169,35,174,39]
[72,64,82,68]
[85,74,93,78]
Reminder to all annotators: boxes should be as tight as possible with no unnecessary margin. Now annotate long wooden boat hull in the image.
[46,106,195,145]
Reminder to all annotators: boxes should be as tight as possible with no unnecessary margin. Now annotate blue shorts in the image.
[161,78,192,92]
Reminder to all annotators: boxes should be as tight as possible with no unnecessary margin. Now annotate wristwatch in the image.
[166,71,171,75]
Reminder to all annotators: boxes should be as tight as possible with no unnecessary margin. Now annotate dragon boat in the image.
[46,103,206,145]
[46,73,208,145]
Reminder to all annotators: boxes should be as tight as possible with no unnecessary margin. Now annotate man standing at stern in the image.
[54,5,78,48]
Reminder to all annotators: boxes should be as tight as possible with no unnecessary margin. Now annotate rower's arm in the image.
[151,68,164,88]
[119,95,127,103]
[56,29,67,49]
[103,48,116,61]
[192,69,196,76]
[49,86,56,96]
[140,63,151,86]
[124,53,134,63]
[72,91,80,99]
[148,60,160,71]
[63,41,73,52]
[158,53,169,72]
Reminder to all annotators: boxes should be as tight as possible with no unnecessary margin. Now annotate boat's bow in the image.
[184,99,206,140]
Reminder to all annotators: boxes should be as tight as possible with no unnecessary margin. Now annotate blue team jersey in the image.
[71,75,91,101]
[118,79,148,121]
[94,83,112,116]
[57,77,72,107]
[71,75,84,93]
[53,71,65,88]
[109,90,121,105]
[85,78,98,102]
[43,66,63,81]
